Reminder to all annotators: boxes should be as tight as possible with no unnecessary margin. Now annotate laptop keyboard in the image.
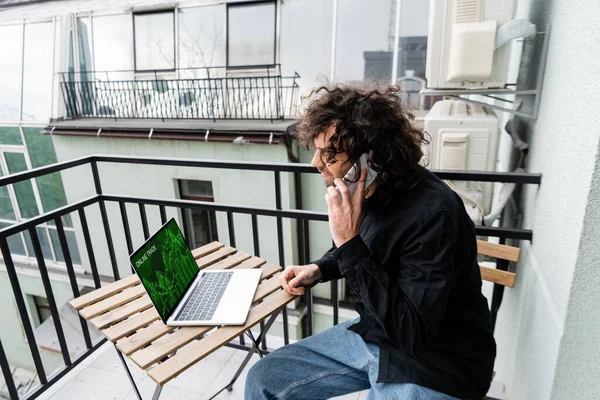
[175,271,234,321]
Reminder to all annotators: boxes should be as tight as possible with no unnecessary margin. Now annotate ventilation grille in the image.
[454,0,481,23]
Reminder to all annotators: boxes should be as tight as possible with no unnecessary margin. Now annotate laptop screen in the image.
[130,218,198,323]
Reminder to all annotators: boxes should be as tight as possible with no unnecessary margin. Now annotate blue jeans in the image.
[245,318,459,400]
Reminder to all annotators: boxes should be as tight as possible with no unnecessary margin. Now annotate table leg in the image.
[151,385,163,400]
[206,310,281,400]
[115,345,143,400]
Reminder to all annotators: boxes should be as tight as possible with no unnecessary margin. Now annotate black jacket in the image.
[314,170,496,399]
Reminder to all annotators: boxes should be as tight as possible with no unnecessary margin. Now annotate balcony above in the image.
[58,65,300,122]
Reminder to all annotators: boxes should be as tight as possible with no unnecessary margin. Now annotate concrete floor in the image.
[36,342,369,400]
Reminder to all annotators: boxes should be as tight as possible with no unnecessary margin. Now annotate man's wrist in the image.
[309,263,323,282]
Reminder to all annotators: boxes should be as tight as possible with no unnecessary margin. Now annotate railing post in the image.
[0,340,18,400]
[29,227,72,366]
[56,216,93,350]
[274,171,290,345]
[91,159,120,280]
[0,238,48,384]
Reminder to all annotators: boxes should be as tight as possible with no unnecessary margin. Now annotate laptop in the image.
[130,218,261,326]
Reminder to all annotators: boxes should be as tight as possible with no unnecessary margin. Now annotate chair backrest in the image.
[476,240,520,288]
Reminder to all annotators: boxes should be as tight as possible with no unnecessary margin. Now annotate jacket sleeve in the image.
[312,245,342,282]
[332,210,458,353]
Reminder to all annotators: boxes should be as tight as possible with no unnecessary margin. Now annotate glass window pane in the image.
[179,6,225,71]
[22,22,54,122]
[0,222,26,257]
[93,14,134,73]
[77,18,93,73]
[4,152,39,219]
[24,227,53,261]
[0,165,16,221]
[134,12,175,71]
[0,24,23,121]
[228,3,275,66]
[77,18,94,115]
[180,180,214,198]
[334,0,390,82]
[49,228,81,265]
[0,127,23,145]
[22,128,71,226]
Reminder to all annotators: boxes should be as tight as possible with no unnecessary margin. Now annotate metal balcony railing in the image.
[0,155,541,399]
[59,65,300,121]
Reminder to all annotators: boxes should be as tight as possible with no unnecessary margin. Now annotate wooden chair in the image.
[476,239,520,399]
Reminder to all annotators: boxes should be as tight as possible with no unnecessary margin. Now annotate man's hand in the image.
[326,170,367,247]
[280,264,322,296]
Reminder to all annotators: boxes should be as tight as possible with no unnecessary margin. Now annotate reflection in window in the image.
[134,11,175,71]
[93,14,134,74]
[77,17,94,115]
[227,2,276,67]
[0,222,26,257]
[48,228,81,265]
[24,227,53,261]
[22,22,54,122]
[4,152,39,219]
[178,6,225,74]
[0,166,16,220]
[0,24,23,121]
[0,127,22,146]
[23,128,71,226]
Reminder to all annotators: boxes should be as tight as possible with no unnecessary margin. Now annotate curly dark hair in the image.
[295,83,429,197]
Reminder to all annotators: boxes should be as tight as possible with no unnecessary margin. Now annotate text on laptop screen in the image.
[131,219,198,322]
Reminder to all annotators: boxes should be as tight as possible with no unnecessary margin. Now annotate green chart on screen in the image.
[131,219,198,321]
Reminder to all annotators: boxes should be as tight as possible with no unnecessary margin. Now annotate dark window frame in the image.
[178,180,218,247]
[226,0,277,68]
[132,9,177,73]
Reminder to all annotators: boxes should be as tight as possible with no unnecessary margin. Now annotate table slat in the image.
[204,252,251,270]
[131,272,282,369]
[196,246,237,269]
[148,288,294,385]
[69,275,139,310]
[116,322,175,356]
[103,308,161,342]
[191,241,224,259]
[90,296,153,330]
[79,285,146,320]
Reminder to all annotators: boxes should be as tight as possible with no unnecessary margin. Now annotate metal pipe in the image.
[78,207,101,288]
[0,238,47,384]
[119,201,134,256]
[391,0,402,83]
[330,0,339,81]
[56,217,93,349]
[139,203,150,240]
[29,227,72,366]
[274,171,289,344]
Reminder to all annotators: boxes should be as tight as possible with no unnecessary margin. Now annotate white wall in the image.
[551,140,600,399]
[491,0,600,398]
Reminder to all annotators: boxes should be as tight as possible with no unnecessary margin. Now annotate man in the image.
[245,84,496,399]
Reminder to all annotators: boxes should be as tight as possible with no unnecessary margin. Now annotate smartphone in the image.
[341,154,378,197]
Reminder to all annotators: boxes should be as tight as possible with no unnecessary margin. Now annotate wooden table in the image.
[69,241,296,400]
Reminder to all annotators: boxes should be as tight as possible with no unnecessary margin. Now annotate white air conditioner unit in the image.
[423,100,500,223]
[426,0,516,89]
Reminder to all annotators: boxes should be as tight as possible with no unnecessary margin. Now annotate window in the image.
[22,22,54,122]
[134,10,175,71]
[0,128,80,265]
[227,1,276,67]
[179,180,218,249]
[0,25,23,121]
[29,295,52,327]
